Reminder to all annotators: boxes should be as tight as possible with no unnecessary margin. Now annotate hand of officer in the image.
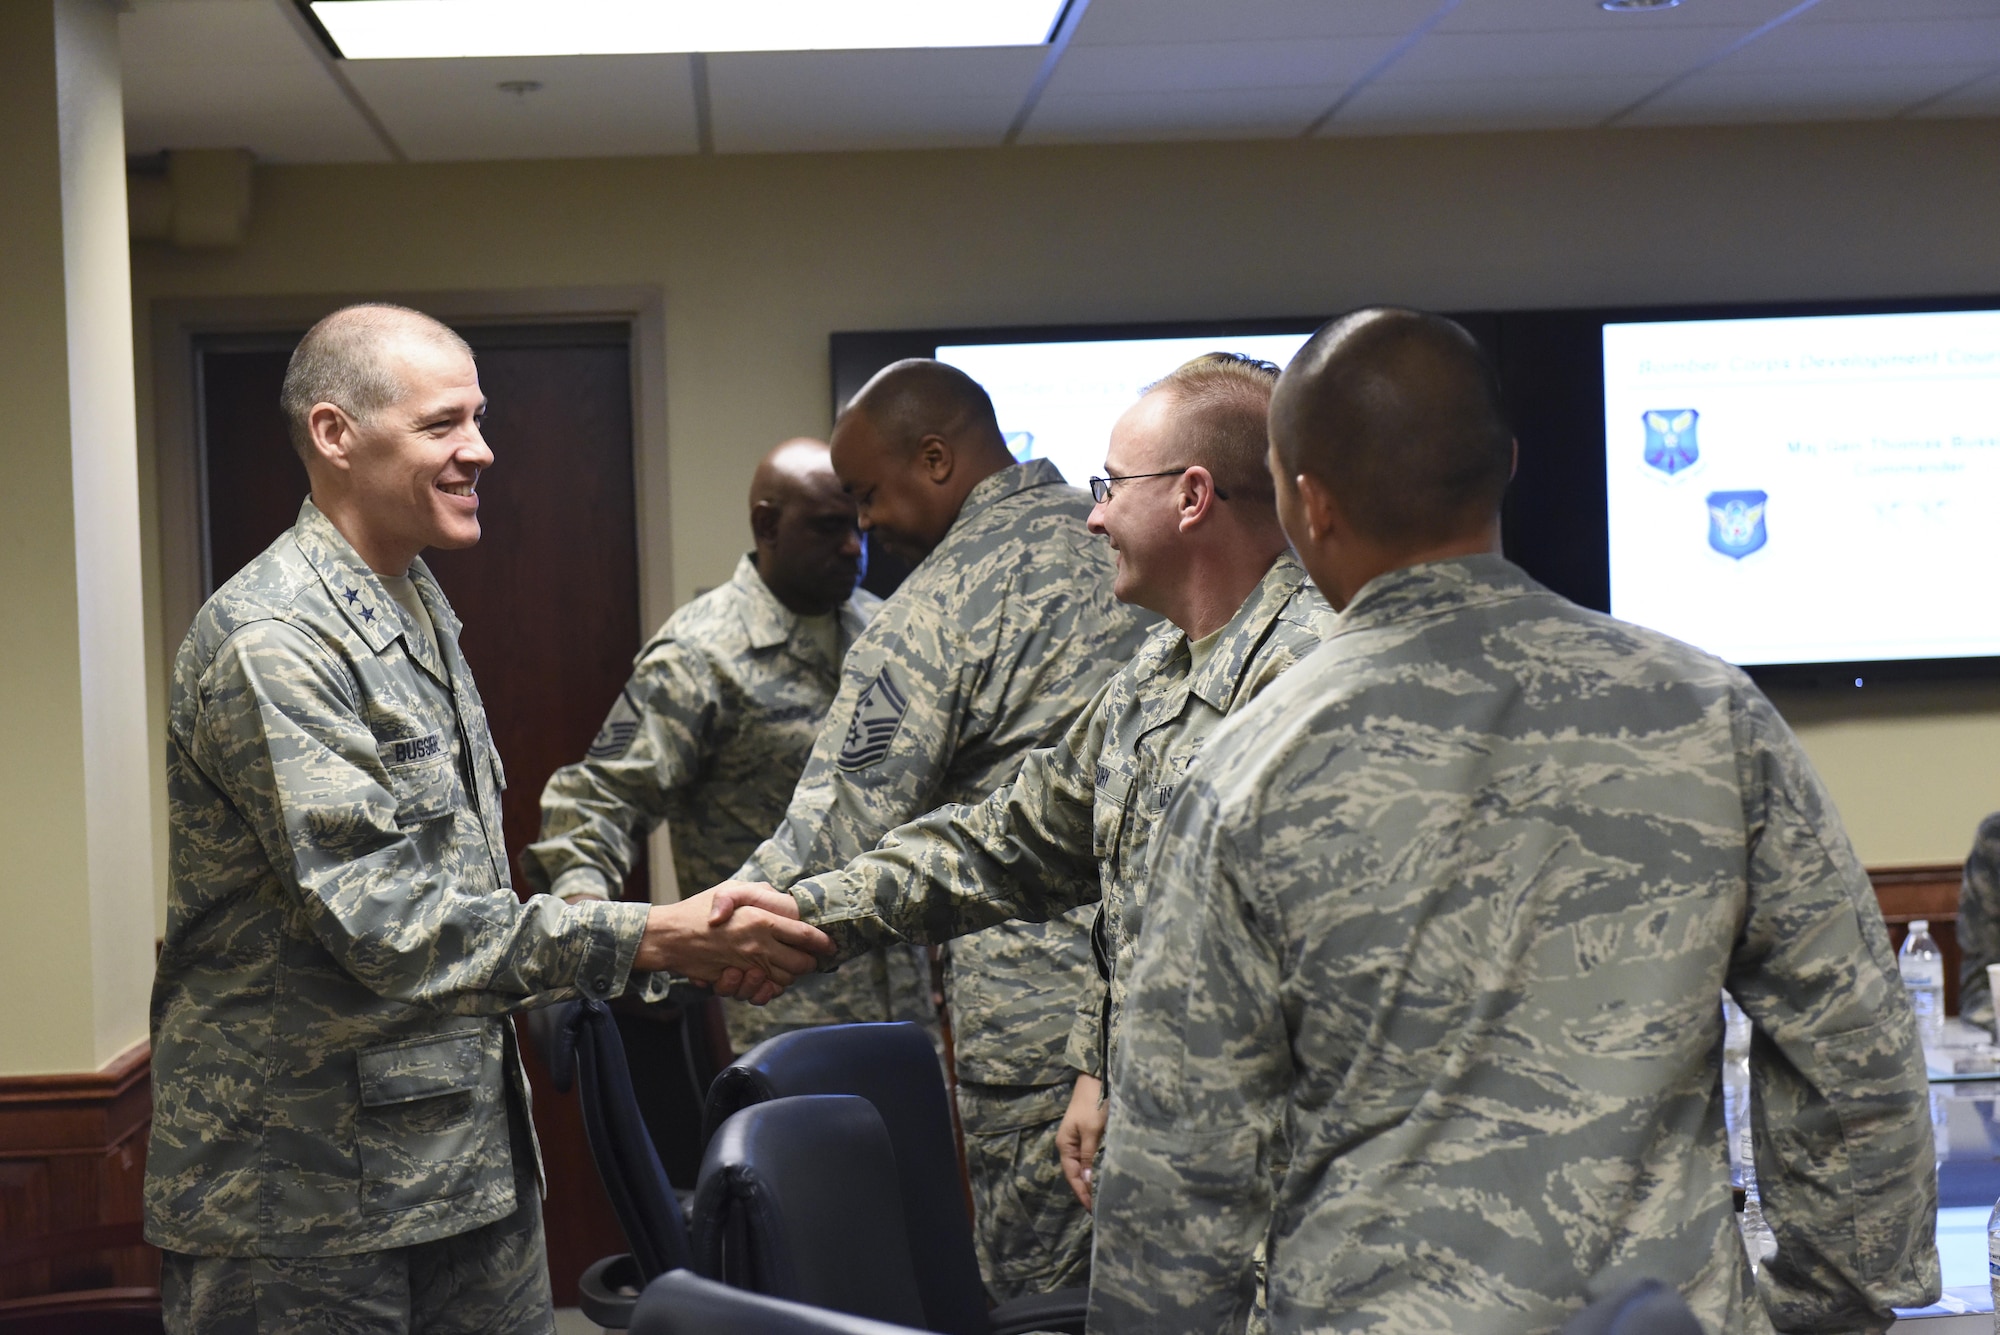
[1057,1073,1108,1210]
[703,881,818,1001]
[633,886,831,1004]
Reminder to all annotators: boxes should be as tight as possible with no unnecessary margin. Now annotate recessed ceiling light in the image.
[1598,0,1683,10]
[307,0,1071,59]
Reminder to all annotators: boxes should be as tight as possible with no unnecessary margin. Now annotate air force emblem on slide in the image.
[585,689,642,759]
[1643,409,1700,476]
[837,668,909,771]
[1707,489,1768,560]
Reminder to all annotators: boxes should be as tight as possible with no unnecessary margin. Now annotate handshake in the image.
[631,882,835,1005]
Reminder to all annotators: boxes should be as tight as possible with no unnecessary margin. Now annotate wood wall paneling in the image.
[0,1043,157,1303]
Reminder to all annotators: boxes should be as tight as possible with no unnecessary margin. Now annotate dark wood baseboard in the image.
[0,1042,157,1302]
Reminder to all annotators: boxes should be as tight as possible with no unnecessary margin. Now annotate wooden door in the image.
[195,321,644,1303]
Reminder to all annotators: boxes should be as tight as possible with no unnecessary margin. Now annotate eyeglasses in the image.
[1088,468,1230,504]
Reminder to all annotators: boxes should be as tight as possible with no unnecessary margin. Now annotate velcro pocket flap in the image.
[387,758,455,829]
[358,1030,483,1106]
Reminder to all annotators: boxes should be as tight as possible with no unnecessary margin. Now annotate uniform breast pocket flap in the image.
[1092,764,1136,860]
[386,757,457,829]
[357,1029,483,1107]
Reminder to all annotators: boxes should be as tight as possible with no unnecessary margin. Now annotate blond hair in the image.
[1140,351,1282,501]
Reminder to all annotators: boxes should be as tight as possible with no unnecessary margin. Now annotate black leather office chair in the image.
[631,1269,930,1335]
[1560,1278,1704,1335]
[703,1022,1086,1335]
[691,1095,932,1327]
[542,998,696,1330]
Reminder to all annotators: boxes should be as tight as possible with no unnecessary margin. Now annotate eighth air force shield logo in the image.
[1642,409,1700,477]
[1706,489,1769,560]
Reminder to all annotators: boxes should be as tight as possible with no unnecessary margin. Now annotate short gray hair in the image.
[279,304,473,459]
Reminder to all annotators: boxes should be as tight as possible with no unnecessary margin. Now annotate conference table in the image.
[1888,1023,2000,1331]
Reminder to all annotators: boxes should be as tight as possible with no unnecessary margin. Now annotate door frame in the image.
[146,285,677,897]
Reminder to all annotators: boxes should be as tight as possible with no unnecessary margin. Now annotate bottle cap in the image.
[1911,919,1930,933]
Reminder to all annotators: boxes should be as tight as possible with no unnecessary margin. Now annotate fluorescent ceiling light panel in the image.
[309,0,1069,58]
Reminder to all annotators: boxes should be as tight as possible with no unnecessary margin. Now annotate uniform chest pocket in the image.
[1093,763,1136,862]
[354,1028,506,1216]
[386,757,459,829]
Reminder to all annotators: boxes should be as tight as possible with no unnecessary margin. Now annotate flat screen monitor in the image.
[933,333,1314,487]
[1601,308,2000,672]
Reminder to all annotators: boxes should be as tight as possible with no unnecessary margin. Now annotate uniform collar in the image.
[732,553,796,651]
[292,498,404,655]
[1186,551,1313,713]
[953,457,1067,529]
[1335,553,1542,637]
[732,551,869,670]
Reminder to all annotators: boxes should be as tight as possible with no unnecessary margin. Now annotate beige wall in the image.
[0,0,156,1076]
[131,118,2000,872]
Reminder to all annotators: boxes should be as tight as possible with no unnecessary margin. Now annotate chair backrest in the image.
[545,998,694,1279]
[1560,1278,1705,1335]
[631,1269,928,1335]
[690,1095,930,1331]
[703,1023,988,1335]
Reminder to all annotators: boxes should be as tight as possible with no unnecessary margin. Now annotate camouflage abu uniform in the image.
[738,458,1156,1298]
[520,553,933,1051]
[1093,555,1939,1335]
[791,553,1332,1090]
[148,501,651,1327]
[1953,812,2000,1028]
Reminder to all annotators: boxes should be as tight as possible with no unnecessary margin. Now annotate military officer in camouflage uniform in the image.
[1090,309,1938,1334]
[1954,813,2000,1028]
[145,305,828,1334]
[720,359,1156,1299]
[521,438,933,1052]
[717,355,1333,1218]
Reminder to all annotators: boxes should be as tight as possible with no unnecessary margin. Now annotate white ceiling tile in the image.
[1798,0,2000,22]
[1380,27,1739,83]
[1018,86,1332,143]
[1070,0,1440,45]
[1624,63,1994,124]
[706,47,1043,153]
[120,0,316,68]
[1713,18,2000,70]
[342,56,700,161]
[1044,38,1391,95]
[1324,74,1647,132]
[1434,0,1811,35]
[119,1,387,162]
[1906,69,2000,116]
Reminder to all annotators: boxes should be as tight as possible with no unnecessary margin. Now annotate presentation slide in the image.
[936,333,1312,491]
[1603,309,2000,667]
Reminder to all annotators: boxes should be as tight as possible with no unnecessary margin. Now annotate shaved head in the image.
[748,437,864,615]
[281,303,473,460]
[838,359,1007,459]
[1271,307,1513,547]
[828,359,1015,566]
[750,437,842,512]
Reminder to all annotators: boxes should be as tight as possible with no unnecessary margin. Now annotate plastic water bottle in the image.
[1722,993,1777,1271]
[1899,920,1946,1051]
[1988,1194,2000,1320]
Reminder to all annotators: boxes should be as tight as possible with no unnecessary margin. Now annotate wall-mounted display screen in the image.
[1602,309,2000,668]
[934,334,1314,487]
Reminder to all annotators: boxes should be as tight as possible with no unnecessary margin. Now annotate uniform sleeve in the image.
[1088,778,1285,1335]
[192,620,649,1013]
[1065,959,1111,1078]
[737,598,973,891]
[1955,813,2000,1028]
[792,689,1109,962]
[1725,692,1940,1333]
[519,636,721,899]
